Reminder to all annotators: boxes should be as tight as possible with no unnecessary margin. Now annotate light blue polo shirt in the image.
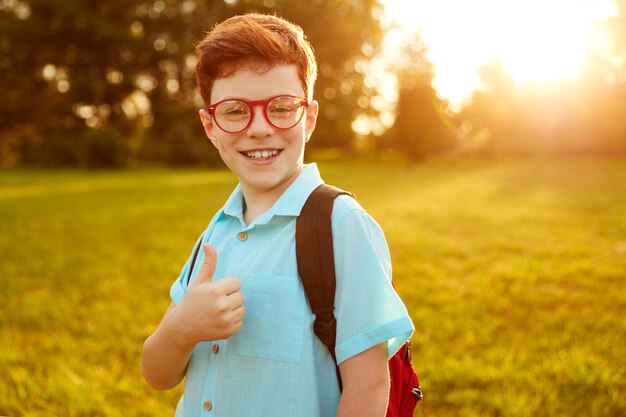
[169,163,414,417]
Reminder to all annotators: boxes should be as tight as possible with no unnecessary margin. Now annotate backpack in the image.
[185,183,424,416]
[296,184,423,417]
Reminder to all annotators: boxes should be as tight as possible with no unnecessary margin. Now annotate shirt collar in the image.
[221,183,245,218]
[272,163,324,216]
[220,163,324,224]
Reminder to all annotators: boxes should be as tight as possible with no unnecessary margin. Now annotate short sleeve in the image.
[332,198,414,364]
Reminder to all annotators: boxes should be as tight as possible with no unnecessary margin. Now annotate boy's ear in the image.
[199,109,218,148]
[304,100,319,143]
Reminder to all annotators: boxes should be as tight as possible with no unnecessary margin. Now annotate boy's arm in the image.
[335,343,389,417]
[142,244,245,390]
[142,302,194,390]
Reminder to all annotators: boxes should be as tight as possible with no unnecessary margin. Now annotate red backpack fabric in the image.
[387,343,423,416]
[296,184,423,417]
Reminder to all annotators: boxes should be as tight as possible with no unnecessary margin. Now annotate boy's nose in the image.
[246,107,274,138]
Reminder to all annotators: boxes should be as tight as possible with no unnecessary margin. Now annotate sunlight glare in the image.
[494,0,593,83]
[381,0,618,107]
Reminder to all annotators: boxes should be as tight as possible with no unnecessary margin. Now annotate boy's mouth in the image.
[241,149,282,160]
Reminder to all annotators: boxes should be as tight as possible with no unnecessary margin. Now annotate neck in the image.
[241,190,278,226]
[241,166,304,225]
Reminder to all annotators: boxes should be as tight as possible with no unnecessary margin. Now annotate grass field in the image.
[1,158,625,416]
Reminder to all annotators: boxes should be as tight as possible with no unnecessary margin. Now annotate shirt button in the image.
[203,401,213,411]
[238,232,248,241]
[212,344,219,354]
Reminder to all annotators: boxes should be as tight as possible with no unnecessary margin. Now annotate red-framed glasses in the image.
[207,95,309,134]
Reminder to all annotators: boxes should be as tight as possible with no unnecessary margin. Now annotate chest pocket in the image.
[231,273,305,364]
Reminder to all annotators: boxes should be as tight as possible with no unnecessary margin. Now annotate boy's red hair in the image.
[195,13,317,105]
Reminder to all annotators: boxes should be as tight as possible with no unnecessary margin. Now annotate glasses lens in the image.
[215,100,250,132]
[267,96,306,129]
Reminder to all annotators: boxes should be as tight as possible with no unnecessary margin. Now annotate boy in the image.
[142,13,414,417]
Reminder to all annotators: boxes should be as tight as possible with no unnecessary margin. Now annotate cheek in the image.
[219,143,235,160]
[214,134,236,151]
[212,139,231,161]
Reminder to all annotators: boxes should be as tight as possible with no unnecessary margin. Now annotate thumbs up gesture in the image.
[167,244,246,346]
[190,243,220,286]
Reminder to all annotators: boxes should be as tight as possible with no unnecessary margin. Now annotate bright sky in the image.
[380,0,619,108]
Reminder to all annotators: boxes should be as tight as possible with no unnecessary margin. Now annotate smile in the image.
[242,149,281,160]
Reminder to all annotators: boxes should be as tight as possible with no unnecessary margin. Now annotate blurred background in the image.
[1,0,625,167]
[1,1,626,417]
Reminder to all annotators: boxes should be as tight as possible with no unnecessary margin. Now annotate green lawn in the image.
[1,158,625,416]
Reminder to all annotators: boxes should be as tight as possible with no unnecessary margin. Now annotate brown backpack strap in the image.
[295,183,353,391]
[186,233,205,286]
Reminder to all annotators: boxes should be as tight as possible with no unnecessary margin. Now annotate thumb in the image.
[190,243,217,286]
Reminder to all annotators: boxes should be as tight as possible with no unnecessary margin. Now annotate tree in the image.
[385,33,456,160]
[1,0,152,166]
[461,59,626,157]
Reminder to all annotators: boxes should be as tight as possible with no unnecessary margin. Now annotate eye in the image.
[225,108,248,116]
[218,101,249,119]
[270,105,294,113]
[268,97,300,116]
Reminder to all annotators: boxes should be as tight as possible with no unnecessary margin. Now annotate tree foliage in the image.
[459,60,626,156]
[0,0,384,167]
[383,34,456,160]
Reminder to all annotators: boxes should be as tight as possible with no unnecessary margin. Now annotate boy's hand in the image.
[165,244,245,347]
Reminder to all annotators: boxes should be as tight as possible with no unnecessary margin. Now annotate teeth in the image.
[245,150,279,159]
